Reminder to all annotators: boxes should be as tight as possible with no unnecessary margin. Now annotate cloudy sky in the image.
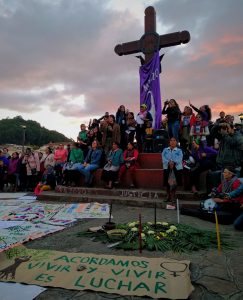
[0,0,243,140]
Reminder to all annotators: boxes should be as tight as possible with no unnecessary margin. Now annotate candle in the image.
[139,213,142,254]
[109,203,112,223]
[214,210,221,253]
[154,202,157,228]
[177,199,180,224]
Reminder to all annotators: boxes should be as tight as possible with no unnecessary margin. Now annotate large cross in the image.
[114,6,190,64]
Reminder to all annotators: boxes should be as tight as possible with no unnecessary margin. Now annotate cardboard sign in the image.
[0,247,194,299]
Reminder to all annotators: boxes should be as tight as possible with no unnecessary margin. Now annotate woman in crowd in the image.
[115,105,127,150]
[22,147,40,191]
[40,147,55,174]
[117,142,139,188]
[62,142,84,186]
[188,139,217,193]
[54,143,68,183]
[181,167,243,225]
[92,126,102,145]
[101,114,121,154]
[189,100,212,122]
[7,152,20,191]
[76,140,103,187]
[125,111,136,144]
[209,167,243,224]
[101,142,124,189]
[180,106,196,150]
[162,137,183,203]
[162,99,181,141]
[0,149,9,192]
[135,104,153,152]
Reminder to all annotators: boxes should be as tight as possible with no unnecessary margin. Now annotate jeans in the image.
[168,120,180,141]
[234,213,243,230]
[77,164,99,184]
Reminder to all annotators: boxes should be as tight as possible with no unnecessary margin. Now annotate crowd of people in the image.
[0,100,243,230]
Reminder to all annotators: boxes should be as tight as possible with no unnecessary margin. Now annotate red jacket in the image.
[217,178,243,205]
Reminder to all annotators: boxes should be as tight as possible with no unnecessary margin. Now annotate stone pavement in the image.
[24,201,243,300]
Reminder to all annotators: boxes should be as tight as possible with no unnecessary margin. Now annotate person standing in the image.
[101,115,121,154]
[189,100,212,123]
[135,104,153,152]
[162,99,181,141]
[7,152,20,191]
[162,137,183,203]
[116,105,127,150]
[77,124,88,157]
[23,148,40,191]
[0,149,9,192]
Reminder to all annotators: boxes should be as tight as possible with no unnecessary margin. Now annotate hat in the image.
[194,137,201,145]
[223,166,236,175]
[140,104,147,109]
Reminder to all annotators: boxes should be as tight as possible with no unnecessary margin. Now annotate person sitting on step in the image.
[181,167,243,225]
[188,138,217,194]
[101,142,124,189]
[76,140,103,187]
[225,183,243,230]
[117,142,139,188]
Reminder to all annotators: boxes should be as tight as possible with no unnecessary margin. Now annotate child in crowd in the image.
[190,114,209,146]
[77,124,88,157]
[143,121,154,153]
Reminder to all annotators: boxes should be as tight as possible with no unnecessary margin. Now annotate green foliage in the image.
[0,116,71,147]
[77,221,233,253]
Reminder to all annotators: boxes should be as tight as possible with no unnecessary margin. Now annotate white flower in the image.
[147,222,153,225]
[162,222,169,226]
[128,222,136,227]
[170,225,177,231]
[147,230,155,235]
[131,227,138,232]
[156,222,162,225]
[166,229,172,234]
[141,233,146,238]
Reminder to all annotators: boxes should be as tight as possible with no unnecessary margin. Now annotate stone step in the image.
[55,185,195,198]
[38,187,205,208]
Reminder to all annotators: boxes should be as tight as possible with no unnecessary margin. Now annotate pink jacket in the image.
[54,148,68,163]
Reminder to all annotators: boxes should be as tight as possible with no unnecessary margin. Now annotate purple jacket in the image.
[191,146,217,163]
[8,158,19,174]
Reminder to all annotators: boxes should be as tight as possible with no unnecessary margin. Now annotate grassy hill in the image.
[0,116,72,147]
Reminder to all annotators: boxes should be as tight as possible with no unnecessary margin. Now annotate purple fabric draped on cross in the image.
[139,51,162,129]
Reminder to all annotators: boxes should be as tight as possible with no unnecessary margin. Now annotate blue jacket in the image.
[162,147,183,170]
[107,149,124,167]
[84,149,102,166]
[0,155,9,167]
[229,183,243,199]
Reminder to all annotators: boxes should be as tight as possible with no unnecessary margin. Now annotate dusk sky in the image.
[0,0,243,140]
